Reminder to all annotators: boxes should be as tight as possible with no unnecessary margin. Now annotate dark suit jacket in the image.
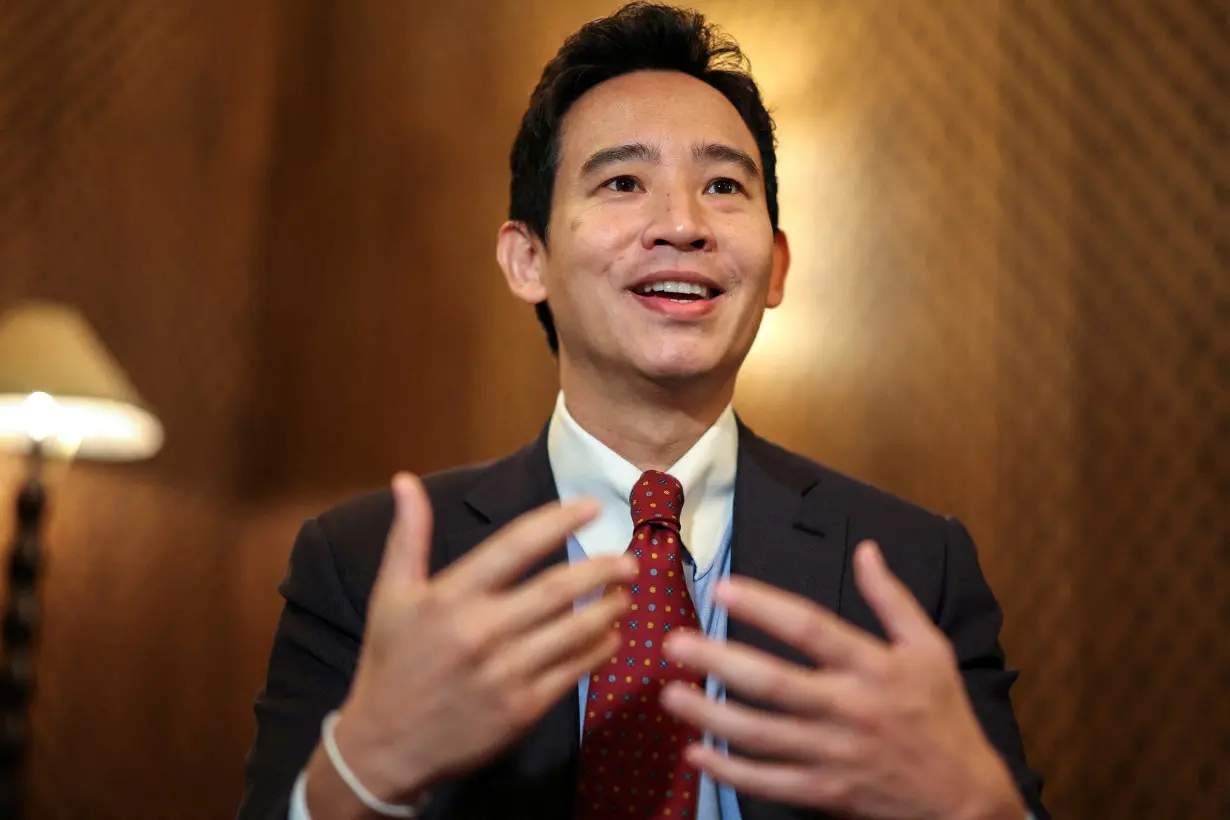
[237,421,1048,820]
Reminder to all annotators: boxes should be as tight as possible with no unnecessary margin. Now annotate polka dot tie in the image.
[574,470,705,820]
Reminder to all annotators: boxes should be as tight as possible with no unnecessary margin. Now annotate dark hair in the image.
[508,2,780,353]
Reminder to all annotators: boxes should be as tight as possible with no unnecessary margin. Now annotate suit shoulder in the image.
[753,436,950,531]
[306,457,501,600]
[313,458,496,549]
[752,437,959,615]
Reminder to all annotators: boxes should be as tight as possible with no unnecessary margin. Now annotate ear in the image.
[766,229,791,308]
[496,221,548,305]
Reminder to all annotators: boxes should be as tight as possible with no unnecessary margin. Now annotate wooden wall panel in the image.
[0,1,1224,817]
[0,0,280,816]
[242,0,556,499]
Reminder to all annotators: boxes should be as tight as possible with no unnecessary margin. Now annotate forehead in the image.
[557,70,759,171]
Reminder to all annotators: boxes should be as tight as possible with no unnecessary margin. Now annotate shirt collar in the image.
[546,391,738,569]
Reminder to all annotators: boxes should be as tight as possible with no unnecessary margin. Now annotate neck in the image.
[559,358,736,472]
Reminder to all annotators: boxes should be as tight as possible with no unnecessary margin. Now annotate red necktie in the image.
[574,470,705,820]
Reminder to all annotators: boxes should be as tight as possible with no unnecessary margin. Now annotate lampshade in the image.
[0,300,163,461]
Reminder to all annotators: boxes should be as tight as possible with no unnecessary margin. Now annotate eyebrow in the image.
[693,142,761,179]
[577,141,761,180]
[579,143,663,178]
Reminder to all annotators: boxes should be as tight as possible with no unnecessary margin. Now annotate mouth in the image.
[625,275,725,319]
[627,278,724,303]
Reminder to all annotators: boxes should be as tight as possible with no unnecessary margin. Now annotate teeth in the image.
[637,281,712,298]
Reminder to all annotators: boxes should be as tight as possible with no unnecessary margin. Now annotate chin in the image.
[633,346,728,384]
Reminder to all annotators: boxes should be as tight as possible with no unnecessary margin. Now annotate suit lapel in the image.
[728,420,850,820]
[456,421,570,583]
[449,424,580,819]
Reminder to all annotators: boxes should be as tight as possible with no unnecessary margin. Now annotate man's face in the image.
[505,70,789,385]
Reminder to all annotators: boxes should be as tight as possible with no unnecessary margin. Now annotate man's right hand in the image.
[304,472,635,816]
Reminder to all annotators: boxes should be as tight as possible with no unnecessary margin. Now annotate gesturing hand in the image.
[660,541,1024,820]
[332,473,636,804]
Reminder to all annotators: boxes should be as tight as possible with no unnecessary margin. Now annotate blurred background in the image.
[0,0,1226,817]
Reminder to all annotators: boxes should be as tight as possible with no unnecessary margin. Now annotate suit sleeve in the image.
[939,517,1050,820]
[236,519,364,820]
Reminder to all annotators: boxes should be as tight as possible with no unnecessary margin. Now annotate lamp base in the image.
[0,443,45,820]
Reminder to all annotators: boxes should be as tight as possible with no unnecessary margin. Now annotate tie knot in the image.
[629,470,684,529]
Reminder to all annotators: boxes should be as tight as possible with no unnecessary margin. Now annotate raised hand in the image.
[309,472,636,811]
[659,541,1025,820]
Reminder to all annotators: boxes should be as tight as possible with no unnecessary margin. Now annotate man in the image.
[237,3,1048,819]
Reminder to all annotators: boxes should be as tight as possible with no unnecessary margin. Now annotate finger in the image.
[684,745,843,809]
[660,682,842,763]
[662,631,852,716]
[715,576,886,670]
[499,588,630,679]
[441,498,600,593]
[377,473,434,591]
[853,541,935,646]
[497,554,638,636]
[530,629,622,712]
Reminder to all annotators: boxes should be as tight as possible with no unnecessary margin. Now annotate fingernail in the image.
[391,473,414,501]
[659,681,685,706]
[862,543,890,579]
[662,633,691,659]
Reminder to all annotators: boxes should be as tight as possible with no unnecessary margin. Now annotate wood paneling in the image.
[0,1,1225,817]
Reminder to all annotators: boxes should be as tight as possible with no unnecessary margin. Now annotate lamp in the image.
[0,300,163,818]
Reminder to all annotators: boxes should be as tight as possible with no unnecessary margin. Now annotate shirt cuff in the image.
[290,768,312,820]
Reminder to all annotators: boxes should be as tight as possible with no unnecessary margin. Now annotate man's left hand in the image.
[659,541,1025,820]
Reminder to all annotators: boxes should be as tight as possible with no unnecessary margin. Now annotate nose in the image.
[642,185,714,252]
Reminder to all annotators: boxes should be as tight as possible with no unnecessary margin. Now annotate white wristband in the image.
[320,710,426,818]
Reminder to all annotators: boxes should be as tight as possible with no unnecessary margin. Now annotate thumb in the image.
[377,472,434,591]
[853,540,933,646]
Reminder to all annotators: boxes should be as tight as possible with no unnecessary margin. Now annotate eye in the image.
[603,175,642,193]
[706,178,744,195]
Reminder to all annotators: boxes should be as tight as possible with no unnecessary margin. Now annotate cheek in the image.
[575,201,642,243]
[567,208,641,276]
[723,226,776,295]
